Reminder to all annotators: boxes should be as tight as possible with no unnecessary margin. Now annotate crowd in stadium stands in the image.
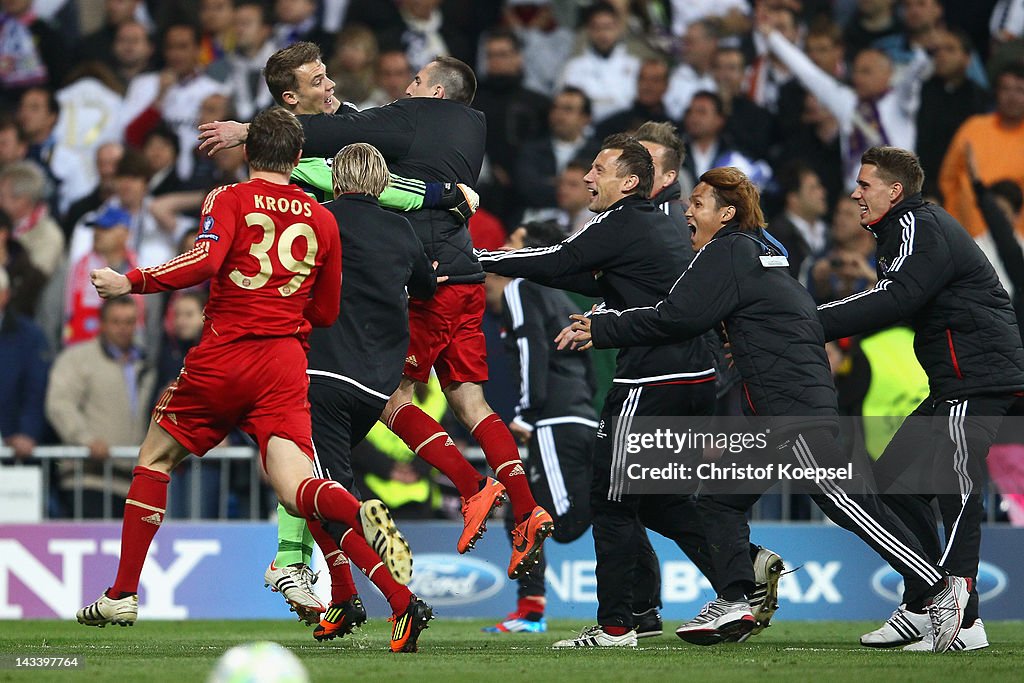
[2,0,1024,521]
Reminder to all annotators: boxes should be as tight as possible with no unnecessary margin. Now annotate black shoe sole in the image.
[394,603,434,653]
[677,618,755,646]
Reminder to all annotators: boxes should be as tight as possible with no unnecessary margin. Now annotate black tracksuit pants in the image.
[308,380,384,539]
[504,418,598,599]
[874,394,1016,624]
[698,427,946,603]
[592,381,720,629]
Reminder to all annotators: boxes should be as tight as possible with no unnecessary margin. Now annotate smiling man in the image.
[818,146,1024,651]
[477,134,720,648]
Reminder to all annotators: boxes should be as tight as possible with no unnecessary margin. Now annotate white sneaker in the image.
[675,598,755,646]
[551,625,638,648]
[927,576,971,652]
[860,605,930,647]
[77,591,138,627]
[359,499,413,585]
[903,618,989,652]
[264,561,326,625]
[746,546,784,638]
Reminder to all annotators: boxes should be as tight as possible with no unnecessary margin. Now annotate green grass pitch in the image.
[2,619,1023,682]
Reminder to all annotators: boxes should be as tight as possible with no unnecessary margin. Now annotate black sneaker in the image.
[313,596,368,641]
[632,607,663,638]
[389,597,434,652]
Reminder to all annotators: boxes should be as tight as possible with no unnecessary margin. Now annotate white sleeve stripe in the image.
[589,237,717,319]
[503,279,531,415]
[477,244,563,262]
[889,212,916,272]
[476,208,616,262]
[564,207,613,241]
[817,278,892,310]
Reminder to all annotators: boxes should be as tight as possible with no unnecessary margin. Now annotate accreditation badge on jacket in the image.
[759,255,789,268]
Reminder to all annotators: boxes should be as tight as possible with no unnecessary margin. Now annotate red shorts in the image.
[404,283,488,388]
[152,337,314,467]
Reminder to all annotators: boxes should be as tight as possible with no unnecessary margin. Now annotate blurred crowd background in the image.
[3,0,1024,523]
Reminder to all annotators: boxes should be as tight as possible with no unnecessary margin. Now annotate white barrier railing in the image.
[0,445,490,521]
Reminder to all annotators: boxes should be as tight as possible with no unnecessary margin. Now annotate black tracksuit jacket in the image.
[588,222,837,427]
[817,194,1024,401]
[500,277,597,428]
[298,98,486,284]
[478,194,715,385]
[306,193,436,405]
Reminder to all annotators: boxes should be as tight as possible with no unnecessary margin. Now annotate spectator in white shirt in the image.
[124,24,227,182]
[664,18,719,121]
[558,1,641,123]
[759,23,927,190]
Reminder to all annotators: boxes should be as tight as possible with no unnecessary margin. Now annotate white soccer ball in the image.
[208,641,309,683]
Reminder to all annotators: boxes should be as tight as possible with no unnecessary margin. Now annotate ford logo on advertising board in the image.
[408,554,505,606]
[871,561,1007,603]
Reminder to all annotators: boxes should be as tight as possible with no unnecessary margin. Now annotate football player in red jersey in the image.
[76,108,414,647]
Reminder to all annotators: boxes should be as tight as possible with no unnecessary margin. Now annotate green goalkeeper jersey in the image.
[291,156,428,210]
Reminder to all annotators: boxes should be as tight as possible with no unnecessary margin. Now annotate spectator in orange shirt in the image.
[939,63,1024,237]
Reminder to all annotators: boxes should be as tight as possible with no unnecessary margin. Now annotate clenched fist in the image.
[91,267,131,298]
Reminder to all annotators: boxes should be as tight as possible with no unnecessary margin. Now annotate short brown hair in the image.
[601,133,654,199]
[264,41,322,107]
[699,166,765,230]
[246,107,303,174]
[861,146,924,196]
[428,56,477,105]
[332,142,390,198]
[634,120,684,177]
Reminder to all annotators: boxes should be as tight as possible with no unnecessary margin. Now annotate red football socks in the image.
[518,595,546,618]
[339,528,413,614]
[306,520,357,603]
[472,413,536,520]
[110,466,170,597]
[388,403,483,499]
[294,478,362,531]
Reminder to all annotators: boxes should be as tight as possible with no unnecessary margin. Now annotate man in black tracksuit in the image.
[574,166,971,652]
[308,181,437,497]
[303,143,438,643]
[478,135,719,647]
[816,146,1024,649]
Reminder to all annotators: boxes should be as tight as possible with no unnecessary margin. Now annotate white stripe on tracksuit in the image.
[888,213,916,272]
[475,209,616,264]
[504,279,532,419]
[535,416,600,429]
[940,400,973,566]
[537,425,571,516]
[817,278,892,310]
[609,387,643,501]
[791,434,942,584]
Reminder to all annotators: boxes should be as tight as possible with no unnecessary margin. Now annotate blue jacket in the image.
[0,313,50,440]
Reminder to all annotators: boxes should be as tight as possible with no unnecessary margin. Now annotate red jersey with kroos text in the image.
[124,178,342,344]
